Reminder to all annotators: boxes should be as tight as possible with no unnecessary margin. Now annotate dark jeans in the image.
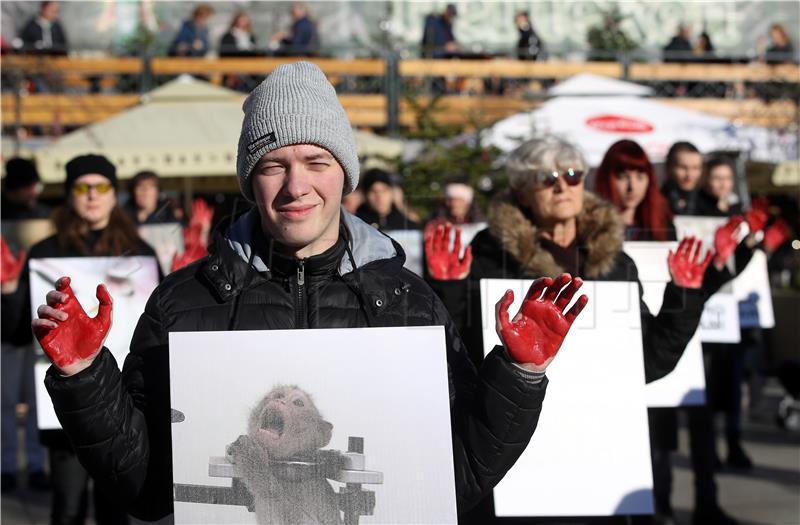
[49,444,130,525]
[1,343,45,474]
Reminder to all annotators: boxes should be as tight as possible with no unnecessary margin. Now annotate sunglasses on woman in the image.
[72,182,113,195]
[531,168,585,188]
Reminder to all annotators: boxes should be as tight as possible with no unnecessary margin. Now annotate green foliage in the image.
[401,93,464,140]
[586,4,639,57]
[395,141,506,219]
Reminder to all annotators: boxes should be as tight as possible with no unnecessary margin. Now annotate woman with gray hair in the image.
[428,134,719,523]
[429,135,712,382]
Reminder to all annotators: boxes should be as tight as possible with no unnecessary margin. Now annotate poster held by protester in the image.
[673,216,741,343]
[480,279,653,517]
[138,223,184,275]
[731,249,774,329]
[1,219,55,250]
[624,241,706,406]
[169,327,457,525]
[384,229,423,277]
[30,256,159,429]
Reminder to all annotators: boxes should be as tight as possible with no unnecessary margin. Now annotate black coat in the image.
[44,210,547,520]
[356,203,420,231]
[431,192,706,384]
[18,17,68,55]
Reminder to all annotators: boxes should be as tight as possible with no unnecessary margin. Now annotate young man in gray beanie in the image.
[34,62,588,521]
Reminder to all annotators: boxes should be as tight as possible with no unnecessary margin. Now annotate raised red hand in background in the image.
[668,236,712,289]
[171,199,215,273]
[184,198,214,248]
[1,236,25,285]
[425,223,472,280]
[745,207,769,235]
[713,215,744,269]
[496,273,588,371]
[32,276,112,375]
[763,219,792,254]
[171,242,209,272]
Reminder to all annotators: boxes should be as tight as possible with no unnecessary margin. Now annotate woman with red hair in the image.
[594,139,674,241]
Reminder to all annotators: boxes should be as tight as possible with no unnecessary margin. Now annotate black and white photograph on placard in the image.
[169,327,457,525]
[29,256,159,429]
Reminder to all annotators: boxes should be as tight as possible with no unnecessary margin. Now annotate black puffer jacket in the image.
[432,191,706,384]
[45,210,547,521]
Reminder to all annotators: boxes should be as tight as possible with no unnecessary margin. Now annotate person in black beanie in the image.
[1,158,51,220]
[355,168,420,231]
[2,153,156,525]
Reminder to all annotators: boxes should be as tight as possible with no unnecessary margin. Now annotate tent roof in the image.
[29,76,406,184]
[547,73,654,97]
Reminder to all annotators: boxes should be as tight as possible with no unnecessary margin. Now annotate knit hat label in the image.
[247,132,277,155]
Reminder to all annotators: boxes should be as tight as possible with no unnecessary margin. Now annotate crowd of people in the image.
[0,58,797,525]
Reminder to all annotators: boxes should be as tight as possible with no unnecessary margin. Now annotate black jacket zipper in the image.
[295,259,307,328]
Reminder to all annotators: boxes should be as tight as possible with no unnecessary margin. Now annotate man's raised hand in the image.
[668,236,712,289]
[425,223,472,280]
[32,276,112,376]
[713,215,744,270]
[496,273,588,372]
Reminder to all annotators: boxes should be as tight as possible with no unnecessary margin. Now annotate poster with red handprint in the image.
[480,280,652,516]
[29,256,159,429]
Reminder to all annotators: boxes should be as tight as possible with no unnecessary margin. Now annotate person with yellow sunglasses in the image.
[1,154,158,525]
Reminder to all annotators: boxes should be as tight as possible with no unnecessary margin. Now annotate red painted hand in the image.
[185,199,214,248]
[32,276,112,376]
[668,236,712,289]
[763,219,792,254]
[424,223,472,280]
[171,243,209,273]
[496,273,589,371]
[1,236,25,285]
[745,208,769,235]
[713,215,744,269]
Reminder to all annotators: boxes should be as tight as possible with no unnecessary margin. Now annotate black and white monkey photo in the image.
[226,385,345,525]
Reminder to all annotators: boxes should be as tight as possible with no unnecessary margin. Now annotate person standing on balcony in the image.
[16,1,68,56]
[271,3,319,57]
[169,4,213,57]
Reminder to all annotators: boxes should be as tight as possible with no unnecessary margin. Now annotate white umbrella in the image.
[547,73,654,97]
[482,95,787,166]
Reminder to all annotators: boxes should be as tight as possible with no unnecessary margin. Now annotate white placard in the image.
[169,327,457,525]
[138,223,184,275]
[480,280,653,517]
[731,250,774,329]
[384,229,423,277]
[624,241,706,407]
[449,222,486,257]
[672,216,742,343]
[30,256,159,430]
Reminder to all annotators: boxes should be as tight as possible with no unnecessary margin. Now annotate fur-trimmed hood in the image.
[487,190,624,278]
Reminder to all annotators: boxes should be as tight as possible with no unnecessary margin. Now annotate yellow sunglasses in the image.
[72,182,113,195]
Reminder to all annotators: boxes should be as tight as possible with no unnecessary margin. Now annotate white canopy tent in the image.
[484,76,794,166]
[546,73,654,97]
[27,76,407,184]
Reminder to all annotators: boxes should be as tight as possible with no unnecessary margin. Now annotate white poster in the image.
[480,280,653,517]
[624,241,706,407]
[138,223,184,275]
[384,229,423,277]
[673,216,742,343]
[731,250,774,329]
[30,256,159,430]
[169,327,457,525]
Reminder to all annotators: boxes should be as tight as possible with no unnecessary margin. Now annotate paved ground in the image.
[2,383,798,525]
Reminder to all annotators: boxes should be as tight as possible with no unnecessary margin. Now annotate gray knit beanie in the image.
[236,61,359,202]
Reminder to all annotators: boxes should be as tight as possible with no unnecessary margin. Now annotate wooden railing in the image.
[2,56,798,130]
